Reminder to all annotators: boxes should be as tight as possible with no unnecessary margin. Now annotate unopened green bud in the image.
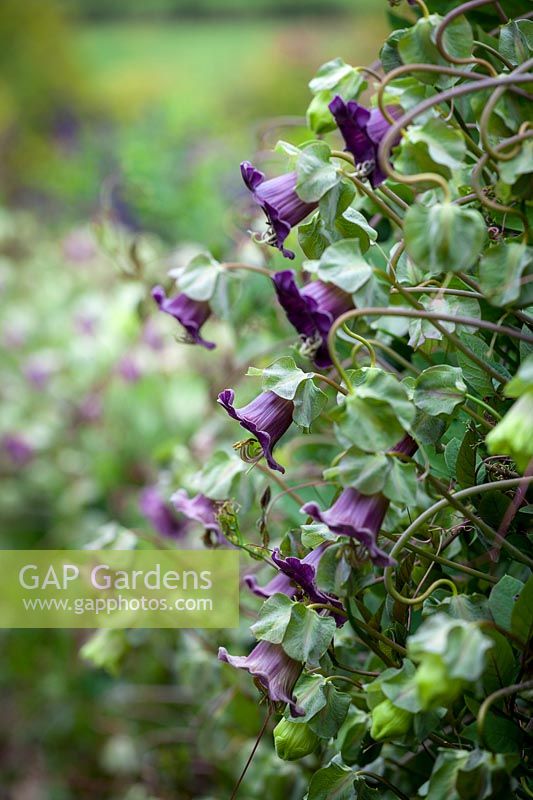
[486,391,533,473]
[273,718,319,760]
[370,698,412,741]
[415,653,464,710]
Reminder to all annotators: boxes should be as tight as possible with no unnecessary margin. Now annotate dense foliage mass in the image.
[3,0,533,798]
[132,0,533,796]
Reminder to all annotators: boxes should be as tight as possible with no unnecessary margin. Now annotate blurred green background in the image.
[0,1,388,798]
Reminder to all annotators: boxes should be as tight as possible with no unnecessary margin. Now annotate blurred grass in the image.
[75,15,389,127]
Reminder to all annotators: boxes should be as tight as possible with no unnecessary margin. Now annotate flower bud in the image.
[414,653,464,710]
[273,718,319,760]
[486,391,533,472]
[370,698,412,741]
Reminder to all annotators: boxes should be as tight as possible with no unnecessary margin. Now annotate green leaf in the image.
[380,28,408,74]
[489,575,524,631]
[305,239,372,293]
[338,708,370,764]
[456,335,495,397]
[408,293,481,349]
[498,139,533,186]
[324,448,389,494]
[383,458,419,506]
[355,368,416,430]
[308,762,356,800]
[398,14,473,88]
[414,366,467,417]
[334,396,406,452]
[419,749,471,800]
[499,20,533,66]
[299,203,376,261]
[251,593,294,644]
[293,379,328,428]
[404,203,486,276]
[309,58,358,93]
[308,684,351,739]
[261,357,311,400]
[408,613,493,681]
[479,242,533,308]
[376,660,423,713]
[511,574,533,644]
[282,603,336,665]
[505,354,533,398]
[296,142,340,203]
[307,91,339,135]
[177,252,223,301]
[307,59,365,135]
[455,426,477,489]
[290,673,328,722]
[189,450,245,500]
[403,118,466,170]
[483,630,517,694]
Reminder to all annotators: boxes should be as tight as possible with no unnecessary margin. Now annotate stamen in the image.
[299,332,323,360]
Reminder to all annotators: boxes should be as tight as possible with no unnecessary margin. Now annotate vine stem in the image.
[479,58,533,162]
[222,262,272,278]
[323,674,362,688]
[230,705,273,800]
[355,771,410,800]
[477,680,533,751]
[312,372,348,396]
[379,531,498,584]
[327,306,532,390]
[342,173,404,229]
[393,286,484,300]
[341,326,377,367]
[255,463,305,505]
[465,393,502,420]
[435,0,498,76]
[427,474,530,564]
[378,73,533,190]
[384,478,533,602]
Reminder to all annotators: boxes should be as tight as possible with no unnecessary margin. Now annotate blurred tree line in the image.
[63,0,362,19]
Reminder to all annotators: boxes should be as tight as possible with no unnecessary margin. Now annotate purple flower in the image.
[301,436,418,566]
[217,389,294,473]
[329,96,401,187]
[116,355,141,383]
[272,547,346,626]
[243,543,325,599]
[273,270,354,367]
[139,486,187,539]
[218,640,304,716]
[2,434,33,467]
[241,161,318,260]
[171,490,222,543]
[302,489,392,566]
[23,359,53,390]
[151,285,215,350]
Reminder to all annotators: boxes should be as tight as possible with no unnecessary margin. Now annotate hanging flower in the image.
[218,640,304,716]
[302,435,417,566]
[302,489,392,566]
[329,96,401,187]
[272,270,354,367]
[244,543,327,599]
[151,285,215,350]
[241,161,318,260]
[217,389,294,473]
[139,486,188,539]
[171,490,223,543]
